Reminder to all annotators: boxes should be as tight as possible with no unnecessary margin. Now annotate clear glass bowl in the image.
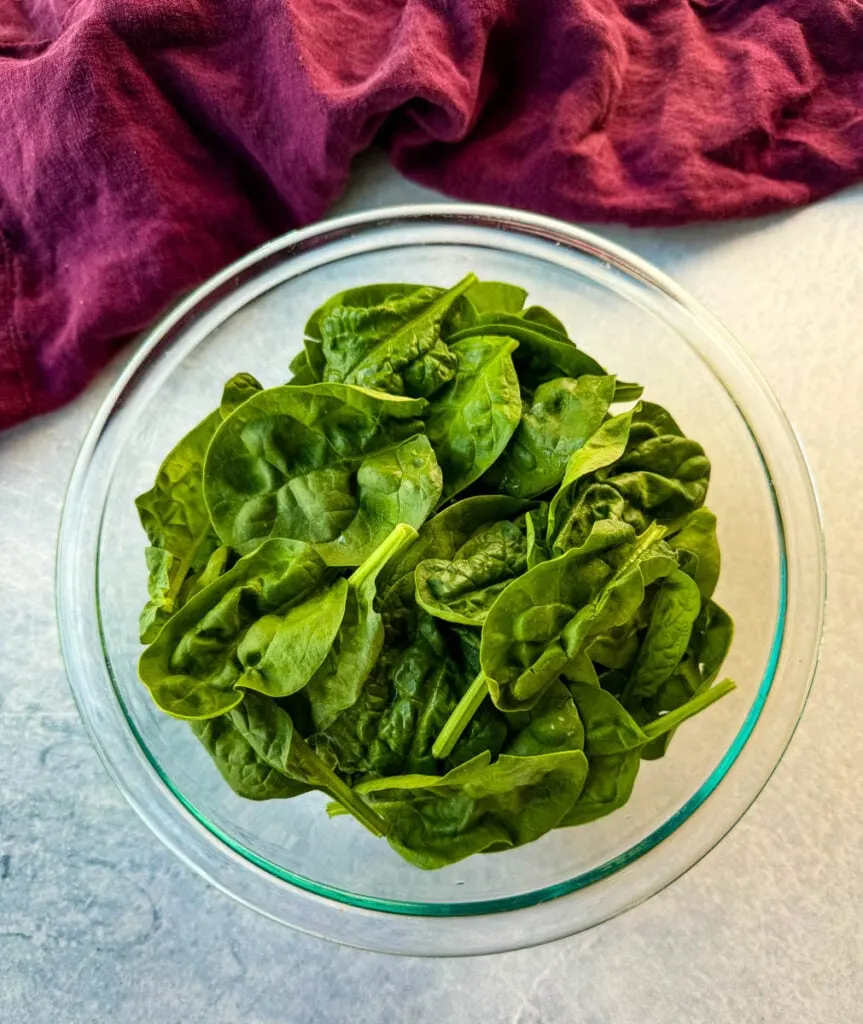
[57,205,825,956]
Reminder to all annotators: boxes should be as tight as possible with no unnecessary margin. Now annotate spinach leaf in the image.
[634,598,734,760]
[525,503,551,568]
[138,540,331,719]
[308,275,476,398]
[583,672,736,752]
[305,523,418,730]
[463,281,528,316]
[503,681,585,757]
[482,521,673,709]
[431,520,668,758]
[135,407,223,643]
[191,714,312,801]
[220,372,263,418]
[592,402,711,526]
[558,750,641,826]
[203,382,441,561]
[229,691,389,835]
[424,335,522,500]
[378,494,535,595]
[668,507,721,600]
[414,517,528,626]
[547,407,635,548]
[549,402,710,557]
[624,568,702,701]
[489,375,615,498]
[341,746,589,869]
[286,351,317,385]
[235,580,349,700]
[446,311,641,402]
[561,676,735,822]
[312,606,461,780]
[304,283,433,382]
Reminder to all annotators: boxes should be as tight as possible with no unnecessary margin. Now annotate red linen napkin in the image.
[1,0,861,429]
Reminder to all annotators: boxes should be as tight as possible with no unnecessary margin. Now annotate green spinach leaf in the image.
[139,540,331,719]
[136,398,233,643]
[308,276,476,398]
[624,568,702,701]
[490,375,615,498]
[668,507,721,600]
[305,523,418,730]
[424,335,522,500]
[191,713,312,801]
[415,517,528,626]
[203,382,441,562]
[340,746,589,869]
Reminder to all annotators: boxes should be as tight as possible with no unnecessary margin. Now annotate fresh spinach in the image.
[424,335,522,499]
[337,746,589,869]
[414,517,528,626]
[202,382,440,562]
[139,540,331,718]
[136,272,737,869]
[305,523,418,730]
[135,408,223,643]
[489,374,616,498]
[307,276,476,398]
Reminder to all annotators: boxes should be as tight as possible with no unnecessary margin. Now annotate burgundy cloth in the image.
[1,2,862,430]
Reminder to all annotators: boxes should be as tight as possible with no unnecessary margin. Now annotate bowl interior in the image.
[95,232,783,913]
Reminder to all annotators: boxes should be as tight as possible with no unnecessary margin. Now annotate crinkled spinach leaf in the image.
[489,374,616,498]
[424,335,522,500]
[415,517,528,626]
[306,275,476,398]
[203,382,441,562]
[139,540,331,719]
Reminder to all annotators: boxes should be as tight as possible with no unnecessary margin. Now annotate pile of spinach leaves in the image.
[136,274,735,869]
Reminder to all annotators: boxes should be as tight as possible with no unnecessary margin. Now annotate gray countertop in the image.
[2,154,861,1023]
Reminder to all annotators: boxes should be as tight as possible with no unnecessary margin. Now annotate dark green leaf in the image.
[308,276,476,398]
[190,714,312,801]
[625,569,702,701]
[491,375,615,498]
[139,540,330,719]
[415,518,528,626]
[424,335,522,500]
[203,382,441,562]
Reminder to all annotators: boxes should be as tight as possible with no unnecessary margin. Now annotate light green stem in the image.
[642,678,736,741]
[292,734,389,838]
[348,522,418,593]
[431,672,488,761]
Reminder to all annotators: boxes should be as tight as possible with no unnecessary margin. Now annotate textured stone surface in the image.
[1,156,861,1022]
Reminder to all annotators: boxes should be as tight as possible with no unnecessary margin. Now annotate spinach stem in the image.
[348,522,418,593]
[292,734,389,838]
[642,677,736,740]
[431,672,488,761]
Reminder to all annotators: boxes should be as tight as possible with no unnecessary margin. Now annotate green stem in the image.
[348,523,418,593]
[431,672,488,761]
[163,525,212,610]
[292,734,389,838]
[642,678,736,741]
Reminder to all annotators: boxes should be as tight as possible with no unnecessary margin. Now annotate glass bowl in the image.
[57,205,825,956]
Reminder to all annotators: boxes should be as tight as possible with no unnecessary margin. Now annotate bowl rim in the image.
[57,202,826,956]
